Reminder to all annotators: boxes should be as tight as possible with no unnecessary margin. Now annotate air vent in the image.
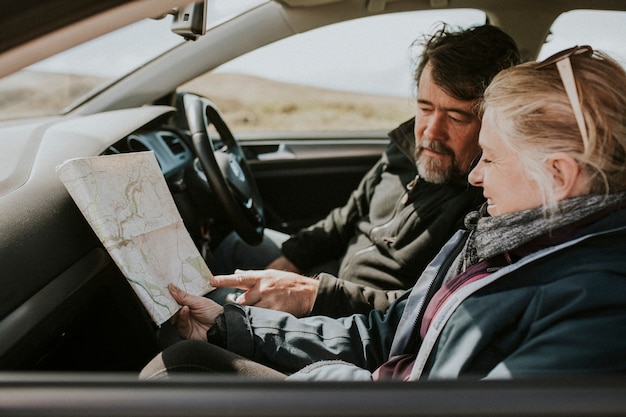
[162,133,186,155]
[127,137,150,152]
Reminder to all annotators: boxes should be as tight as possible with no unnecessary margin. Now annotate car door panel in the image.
[242,135,389,233]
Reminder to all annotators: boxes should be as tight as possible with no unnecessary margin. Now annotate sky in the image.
[30,5,626,100]
[216,9,626,98]
[217,9,486,97]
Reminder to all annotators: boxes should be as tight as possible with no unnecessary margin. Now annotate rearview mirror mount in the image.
[171,0,207,41]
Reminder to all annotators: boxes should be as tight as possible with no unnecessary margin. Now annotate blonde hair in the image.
[482,50,626,209]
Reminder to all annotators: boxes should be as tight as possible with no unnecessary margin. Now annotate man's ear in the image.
[546,153,587,200]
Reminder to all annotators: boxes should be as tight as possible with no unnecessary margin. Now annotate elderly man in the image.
[207,24,521,318]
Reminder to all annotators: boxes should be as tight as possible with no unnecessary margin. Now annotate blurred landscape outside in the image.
[0,69,414,132]
[179,73,415,132]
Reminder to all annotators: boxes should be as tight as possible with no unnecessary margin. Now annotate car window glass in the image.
[179,9,486,133]
[0,18,182,122]
[539,9,626,66]
[0,0,267,122]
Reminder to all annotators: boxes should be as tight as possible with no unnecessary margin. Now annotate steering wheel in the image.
[183,94,264,246]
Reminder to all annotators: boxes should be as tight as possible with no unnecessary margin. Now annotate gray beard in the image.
[415,154,465,184]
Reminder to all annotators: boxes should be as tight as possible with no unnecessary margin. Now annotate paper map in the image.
[56,151,212,325]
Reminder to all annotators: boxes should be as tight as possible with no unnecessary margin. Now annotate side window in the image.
[539,10,626,65]
[179,9,486,134]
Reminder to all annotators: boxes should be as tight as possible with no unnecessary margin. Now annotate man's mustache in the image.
[415,140,454,158]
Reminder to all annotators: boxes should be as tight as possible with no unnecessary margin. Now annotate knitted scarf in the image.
[453,192,626,276]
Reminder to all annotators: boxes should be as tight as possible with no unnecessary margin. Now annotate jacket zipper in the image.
[342,188,412,273]
[405,234,467,352]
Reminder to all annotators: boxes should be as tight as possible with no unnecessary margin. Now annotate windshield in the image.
[0,0,267,122]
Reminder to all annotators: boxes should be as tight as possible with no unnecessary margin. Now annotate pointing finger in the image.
[211,273,260,290]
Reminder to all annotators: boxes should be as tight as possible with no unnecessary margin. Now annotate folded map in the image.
[56,151,213,325]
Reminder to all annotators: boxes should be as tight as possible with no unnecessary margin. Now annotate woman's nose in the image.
[468,162,483,186]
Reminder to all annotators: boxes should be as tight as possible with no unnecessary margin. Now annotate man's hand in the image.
[210,269,319,317]
[265,256,301,273]
[169,284,224,342]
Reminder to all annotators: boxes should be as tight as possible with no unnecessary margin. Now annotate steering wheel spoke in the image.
[184,93,265,245]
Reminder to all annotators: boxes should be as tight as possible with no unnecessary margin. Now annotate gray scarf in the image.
[452,192,626,277]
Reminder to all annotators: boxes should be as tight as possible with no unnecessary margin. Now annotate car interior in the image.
[1,0,626,415]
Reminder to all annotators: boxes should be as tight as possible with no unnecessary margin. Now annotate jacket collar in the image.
[388,118,416,163]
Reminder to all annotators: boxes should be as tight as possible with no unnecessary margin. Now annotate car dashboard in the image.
[0,105,195,371]
[109,128,193,180]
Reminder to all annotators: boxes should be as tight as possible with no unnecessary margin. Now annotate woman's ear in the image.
[546,153,587,200]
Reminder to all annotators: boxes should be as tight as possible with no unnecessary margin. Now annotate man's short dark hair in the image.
[414,24,522,102]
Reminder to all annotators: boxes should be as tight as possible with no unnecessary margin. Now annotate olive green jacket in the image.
[281,118,484,316]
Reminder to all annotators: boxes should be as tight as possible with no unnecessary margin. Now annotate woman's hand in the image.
[168,284,224,342]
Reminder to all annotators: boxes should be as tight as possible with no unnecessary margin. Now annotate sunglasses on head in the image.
[535,45,593,143]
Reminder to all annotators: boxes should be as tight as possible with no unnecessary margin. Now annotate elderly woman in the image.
[142,46,626,380]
